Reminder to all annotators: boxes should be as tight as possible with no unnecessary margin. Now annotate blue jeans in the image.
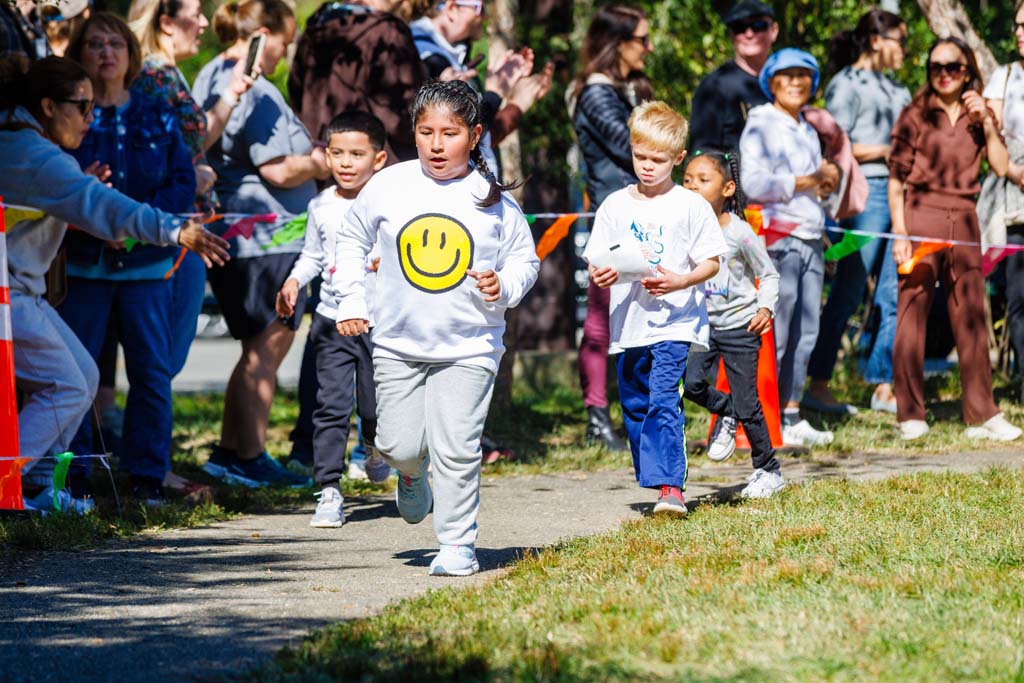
[808,176,896,385]
[169,249,207,377]
[59,277,174,482]
[616,341,689,489]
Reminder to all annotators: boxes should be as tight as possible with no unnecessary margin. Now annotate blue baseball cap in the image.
[758,48,820,100]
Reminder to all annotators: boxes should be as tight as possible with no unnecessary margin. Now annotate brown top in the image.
[288,4,425,165]
[888,93,989,208]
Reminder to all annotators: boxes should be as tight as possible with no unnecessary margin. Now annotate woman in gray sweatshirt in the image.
[0,57,228,513]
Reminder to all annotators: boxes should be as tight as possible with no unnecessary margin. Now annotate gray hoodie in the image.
[1,107,183,296]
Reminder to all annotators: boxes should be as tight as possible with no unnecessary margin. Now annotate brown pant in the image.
[894,201,998,424]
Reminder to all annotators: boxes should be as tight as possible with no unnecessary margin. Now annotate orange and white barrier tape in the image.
[0,195,25,510]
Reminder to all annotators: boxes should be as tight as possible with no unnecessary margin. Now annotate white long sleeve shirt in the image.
[739,103,826,241]
[286,187,357,321]
[333,160,539,373]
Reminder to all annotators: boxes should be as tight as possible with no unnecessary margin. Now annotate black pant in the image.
[310,312,377,487]
[683,326,779,473]
[1007,226,1024,384]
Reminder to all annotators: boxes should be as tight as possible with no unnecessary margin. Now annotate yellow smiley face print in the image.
[396,213,475,293]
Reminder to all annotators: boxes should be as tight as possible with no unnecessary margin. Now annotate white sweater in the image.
[739,103,826,241]
[333,160,539,373]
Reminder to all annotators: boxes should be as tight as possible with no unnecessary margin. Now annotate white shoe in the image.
[964,413,1022,442]
[899,419,930,440]
[741,468,785,499]
[346,460,368,481]
[870,394,898,414]
[429,544,479,576]
[782,419,834,446]
[707,416,737,462]
[309,487,344,528]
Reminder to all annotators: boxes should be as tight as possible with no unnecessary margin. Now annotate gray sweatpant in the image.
[768,236,825,405]
[373,357,494,547]
[11,291,99,487]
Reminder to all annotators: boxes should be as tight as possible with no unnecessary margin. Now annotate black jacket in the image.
[572,82,637,206]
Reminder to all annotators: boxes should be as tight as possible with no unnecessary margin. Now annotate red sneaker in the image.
[653,485,687,517]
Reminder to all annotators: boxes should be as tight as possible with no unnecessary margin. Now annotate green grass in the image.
[247,468,1024,683]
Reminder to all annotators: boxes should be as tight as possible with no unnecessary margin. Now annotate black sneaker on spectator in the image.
[129,476,167,508]
[205,448,310,489]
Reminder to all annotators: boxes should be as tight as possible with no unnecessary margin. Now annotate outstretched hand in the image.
[177,218,231,267]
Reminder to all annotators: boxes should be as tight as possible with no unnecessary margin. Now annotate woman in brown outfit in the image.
[889,37,1021,441]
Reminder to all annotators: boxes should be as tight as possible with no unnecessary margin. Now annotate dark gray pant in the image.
[310,312,376,487]
[683,326,780,473]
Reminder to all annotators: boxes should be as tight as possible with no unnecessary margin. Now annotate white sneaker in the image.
[741,468,785,499]
[964,413,1022,442]
[429,544,480,576]
[707,416,737,462]
[309,487,344,528]
[346,459,368,481]
[870,394,898,414]
[782,419,834,446]
[899,419,930,440]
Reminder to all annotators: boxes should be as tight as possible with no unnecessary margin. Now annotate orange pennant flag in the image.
[535,213,578,261]
[897,241,953,275]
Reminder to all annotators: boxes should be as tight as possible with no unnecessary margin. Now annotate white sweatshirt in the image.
[333,160,539,373]
[739,103,826,241]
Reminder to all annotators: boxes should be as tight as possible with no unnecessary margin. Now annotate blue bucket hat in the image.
[758,48,820,100]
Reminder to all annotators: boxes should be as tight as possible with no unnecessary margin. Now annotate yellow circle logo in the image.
[396,213,474,293]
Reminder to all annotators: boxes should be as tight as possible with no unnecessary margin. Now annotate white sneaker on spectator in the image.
[24,487,95,516]
[964,413,1022,442]
[707,416,737,462]
[899,419,930,441]
[741,468,786,499]
[346,459,368,481]
[310,487,344,528]
[782,419,833,446]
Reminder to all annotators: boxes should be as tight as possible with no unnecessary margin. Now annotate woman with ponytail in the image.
[192,0,329,488]
[0,56,228,512]
[804,9,909,415]
[334,79,539,576]
[567,3,653,452]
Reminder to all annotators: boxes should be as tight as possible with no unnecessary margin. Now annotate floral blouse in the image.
[132,53,214,207]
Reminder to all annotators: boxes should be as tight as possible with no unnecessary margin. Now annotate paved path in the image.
[2,449,1023,683]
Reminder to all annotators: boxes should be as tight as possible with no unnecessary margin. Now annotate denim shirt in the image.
[67,92,196,277]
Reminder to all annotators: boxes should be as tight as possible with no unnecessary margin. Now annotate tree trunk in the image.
[915,0,997,77]
[489,0,520,411]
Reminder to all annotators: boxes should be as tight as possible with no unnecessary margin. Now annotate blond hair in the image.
[127,0,173,61]
[628,101,688,155]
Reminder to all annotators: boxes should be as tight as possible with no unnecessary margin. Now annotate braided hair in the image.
[410,79,524,208]
[686,148,746,215]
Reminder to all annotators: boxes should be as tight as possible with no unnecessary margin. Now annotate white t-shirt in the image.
[582,185,728,353]
[984,62,1024,143]
[333,160,539,374]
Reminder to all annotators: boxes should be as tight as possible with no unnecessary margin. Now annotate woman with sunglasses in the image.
[56,13,197,505]
[983,4,1024,403]
[889,37,1020,442]
[0,56,228,513]
[567,3,653,451]
[803,9,909,416]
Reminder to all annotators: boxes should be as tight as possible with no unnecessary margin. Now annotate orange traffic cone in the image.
[705,326,784,450]
[0,196,25,510]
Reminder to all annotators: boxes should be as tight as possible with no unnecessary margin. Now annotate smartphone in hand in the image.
[244,33,266,80]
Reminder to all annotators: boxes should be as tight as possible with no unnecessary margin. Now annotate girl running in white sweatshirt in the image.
[334,80,539,576]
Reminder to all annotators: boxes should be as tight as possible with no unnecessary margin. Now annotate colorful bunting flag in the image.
[824,232,877,261]
[263,213,308,250]
[223,213,277,240]
[897,241,953,275]
[535,213,578,261]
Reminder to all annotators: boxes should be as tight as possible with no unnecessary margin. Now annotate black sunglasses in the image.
[59,98,95,117]
[629,33,651,48]
[728,19,771,35]
[928,61,967,76]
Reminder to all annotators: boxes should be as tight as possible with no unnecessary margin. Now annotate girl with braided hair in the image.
[334,78,539,576]
[681,149,785,499]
